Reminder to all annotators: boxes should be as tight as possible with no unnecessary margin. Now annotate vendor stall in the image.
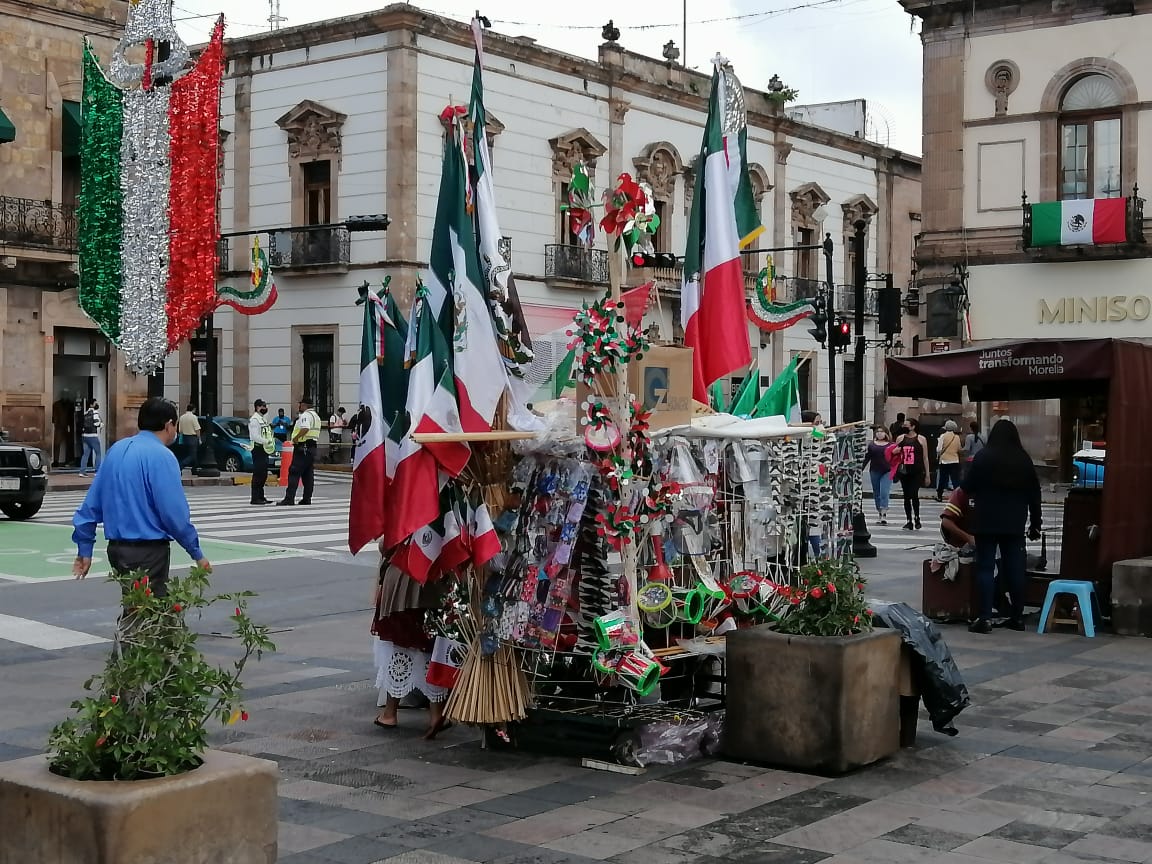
[885,337,1152,607]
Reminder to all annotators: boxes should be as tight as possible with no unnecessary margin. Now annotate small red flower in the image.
[144,588,151,597]
[816,570,823,577]
[95,736,106,747]
[827,583,836,594]
[132,580,140,590]
[810,587,824,600]
[790,596,802,605]
[172,603,182,612]
[854,615,860,624]
[109,695,118,704]
[141,576,148,584]
[241,711,249,722]
[235,607,242,617]
[866,609,874,616]
[857,583,865,592]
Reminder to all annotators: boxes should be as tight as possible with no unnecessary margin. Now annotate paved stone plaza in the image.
[3,613,1151,864]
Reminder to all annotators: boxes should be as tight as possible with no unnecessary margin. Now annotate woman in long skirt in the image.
[372,558,451,739]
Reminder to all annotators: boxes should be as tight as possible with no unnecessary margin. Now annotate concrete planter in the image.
[724,626,901,774]
[0,750,278,864]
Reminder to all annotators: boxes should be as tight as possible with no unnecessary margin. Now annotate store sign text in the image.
[1038,295,1152,325]
[977,348,1064,376]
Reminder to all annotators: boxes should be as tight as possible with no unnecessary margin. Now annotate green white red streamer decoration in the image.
[217,237,279,315]
[78,7,225,373]
[746,261,817,333]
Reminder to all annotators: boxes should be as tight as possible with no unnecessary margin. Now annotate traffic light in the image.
[832,318,852,351]
[630,252,678,268]
[808,298,828,346]
[877,273,902,337]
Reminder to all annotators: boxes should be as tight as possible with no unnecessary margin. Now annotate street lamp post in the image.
[823,233,837,426]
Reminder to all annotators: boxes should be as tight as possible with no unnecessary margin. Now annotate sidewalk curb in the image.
[49,474,239,491]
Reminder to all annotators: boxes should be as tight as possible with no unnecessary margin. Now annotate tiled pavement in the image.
[6,615,1152,864]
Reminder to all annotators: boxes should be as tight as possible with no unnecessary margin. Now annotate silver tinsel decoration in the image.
[120,88,172,374]
[109,0,189,87]
[719,61,747,137]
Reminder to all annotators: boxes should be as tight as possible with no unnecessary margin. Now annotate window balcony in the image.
[1022,193,1146,256]
[218,225,351,275]
[545,244,609,285]
[0,196,77,254]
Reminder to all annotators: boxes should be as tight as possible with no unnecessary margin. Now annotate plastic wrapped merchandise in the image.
[613,711,725,767]
[871,601,971,734]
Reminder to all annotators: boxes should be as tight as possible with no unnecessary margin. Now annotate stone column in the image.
[230,60,253,415]
[385,30,420,310]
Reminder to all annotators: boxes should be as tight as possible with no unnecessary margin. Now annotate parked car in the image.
[0,442,48,520]
[171,416,282,474]
[1071,448,1105,489]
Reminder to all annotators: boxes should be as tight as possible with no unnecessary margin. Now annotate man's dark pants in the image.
[108,540,172,597]
[251,447,269,503]
[282,441,316,504]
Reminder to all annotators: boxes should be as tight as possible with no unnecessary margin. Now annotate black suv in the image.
[0,437,48,520]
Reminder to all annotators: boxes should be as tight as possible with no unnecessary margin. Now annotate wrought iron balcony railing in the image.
[545,244,609,284]
[0,196,77,253]
[1022,192,1146,248]
[218,225,351,273]
[775,276,824,303]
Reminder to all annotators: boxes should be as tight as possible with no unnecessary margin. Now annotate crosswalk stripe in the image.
[0,613,108,650]
[204,522,350,538]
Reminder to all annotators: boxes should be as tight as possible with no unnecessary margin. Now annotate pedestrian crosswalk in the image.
[32,487,362,557]
[861,500,1065,552]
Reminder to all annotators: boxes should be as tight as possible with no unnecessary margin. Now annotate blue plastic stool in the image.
[1037,580,1098,637]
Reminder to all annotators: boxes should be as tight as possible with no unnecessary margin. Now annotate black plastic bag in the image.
[872,601,971,732]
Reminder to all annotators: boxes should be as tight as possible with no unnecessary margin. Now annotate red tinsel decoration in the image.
[165,16,225,353]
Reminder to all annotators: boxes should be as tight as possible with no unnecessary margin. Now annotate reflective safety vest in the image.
[300,409,322,442]
[251,413,276,455]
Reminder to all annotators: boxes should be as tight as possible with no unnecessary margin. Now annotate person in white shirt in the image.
[328,406,347,464]
[79,399,103,477]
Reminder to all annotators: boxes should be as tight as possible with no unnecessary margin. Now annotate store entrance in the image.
[50,328,110,468]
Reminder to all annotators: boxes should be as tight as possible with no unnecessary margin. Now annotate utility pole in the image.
[852,220,868,422]
[823,233,837,426]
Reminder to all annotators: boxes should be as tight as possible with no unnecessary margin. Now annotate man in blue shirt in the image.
[72,398,211,596]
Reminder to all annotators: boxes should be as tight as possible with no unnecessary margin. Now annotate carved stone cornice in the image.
[549,128,607,180]
[632,141,684,200]
[790,181,831,228]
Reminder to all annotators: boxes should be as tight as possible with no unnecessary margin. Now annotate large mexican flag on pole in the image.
[1030,198,1126,246]
[419,112,507,474]
[682,57,764,404]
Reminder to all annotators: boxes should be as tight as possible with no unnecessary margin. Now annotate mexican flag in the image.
[348,284,407,554]
[682,58,763,404]
[751,356,802,422]
[470,20,534,384]
[383,285,458,549]
[427,635,466,689]
[78,20,225,373]
[1030,198,1127,246]
[396,481,468,584]
[419,113,507,472]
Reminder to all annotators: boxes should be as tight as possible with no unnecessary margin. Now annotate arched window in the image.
[1060,74,1122,199]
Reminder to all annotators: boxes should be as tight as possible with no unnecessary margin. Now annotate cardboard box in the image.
[577,345,694,434]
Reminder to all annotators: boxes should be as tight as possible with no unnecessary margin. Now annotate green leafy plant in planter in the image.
[47,566,275,781]
[775,556,874,637]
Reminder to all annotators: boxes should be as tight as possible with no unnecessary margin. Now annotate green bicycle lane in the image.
[0,521,299,583]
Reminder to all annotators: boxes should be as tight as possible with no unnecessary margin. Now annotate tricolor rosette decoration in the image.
[600,172,660,257]
[217,237,278,316]
[560,162,597,247]
[78,0,225,373]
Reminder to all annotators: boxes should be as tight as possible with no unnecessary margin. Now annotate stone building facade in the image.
[0,0,147,459]
[165,5,920,428]
[902,0,1152,473]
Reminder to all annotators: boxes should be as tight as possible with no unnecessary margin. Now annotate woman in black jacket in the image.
[960,419,1042,634]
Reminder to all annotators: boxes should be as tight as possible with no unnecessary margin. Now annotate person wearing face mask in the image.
[71,398,211,597]
[249,399,275,506]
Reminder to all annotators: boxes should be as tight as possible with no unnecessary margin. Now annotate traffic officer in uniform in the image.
[278,396,321,506]
[249,398,275,506]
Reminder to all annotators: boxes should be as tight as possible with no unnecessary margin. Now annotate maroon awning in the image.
[885,339,1114,402]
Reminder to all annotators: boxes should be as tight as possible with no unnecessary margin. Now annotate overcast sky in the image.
[169,0,923,154]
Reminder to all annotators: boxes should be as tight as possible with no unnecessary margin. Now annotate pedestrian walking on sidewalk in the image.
[328,407,347,464]
[935,420,962,500]
[863,425,895,525]
[961,421,984,479]
[249,399,275,506]
[71,398,211,596]
[79,399,103,476]
[894,418,930,531]
[961,419,1042,635]
[278,396,321,506]
[177,404,201,473]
